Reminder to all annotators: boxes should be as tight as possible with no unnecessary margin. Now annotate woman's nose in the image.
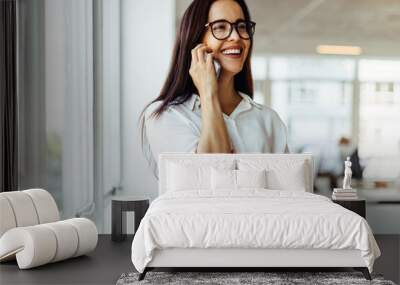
[227,26,241,41]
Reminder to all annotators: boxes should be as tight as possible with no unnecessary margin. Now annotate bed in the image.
[131,153,381,280]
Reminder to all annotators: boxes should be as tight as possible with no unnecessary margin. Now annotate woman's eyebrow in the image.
[211,17,246,22]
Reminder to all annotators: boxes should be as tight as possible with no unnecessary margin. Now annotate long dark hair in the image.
[139,0,254,147]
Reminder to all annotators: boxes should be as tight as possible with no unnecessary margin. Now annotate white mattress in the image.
[131,189,381,273]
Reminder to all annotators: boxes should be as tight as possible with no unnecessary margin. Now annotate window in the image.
[357,60,400,180]
[251,55,400,179]
[251,56,268,105]
[358,60,400,159]
[269,57,355,150]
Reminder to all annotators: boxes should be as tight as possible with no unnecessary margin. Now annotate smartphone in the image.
[213,60,221,78]
[204,52,221,78]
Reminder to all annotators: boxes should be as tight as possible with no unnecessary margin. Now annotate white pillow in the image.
[211,168,267,190]
[211,168,236,189]
[166,160,235,191]
[237,169,267,188]
[167,162,209,191]
[237,158,308,191]
[267,162,306,191]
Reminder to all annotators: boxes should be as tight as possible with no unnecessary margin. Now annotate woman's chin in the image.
[220,65,243,76]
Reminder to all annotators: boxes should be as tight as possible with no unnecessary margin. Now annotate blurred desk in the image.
[358,188,400,203]
[357,188,400,234]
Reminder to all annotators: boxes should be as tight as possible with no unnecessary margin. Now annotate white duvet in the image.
[131,189,380,273]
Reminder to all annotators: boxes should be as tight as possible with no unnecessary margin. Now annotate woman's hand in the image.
[189,43,218,99]
[188,44,232,154]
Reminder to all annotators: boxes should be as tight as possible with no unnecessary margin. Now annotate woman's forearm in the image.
[196,94,232,153]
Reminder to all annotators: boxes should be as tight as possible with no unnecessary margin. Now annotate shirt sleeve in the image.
[143,105,200,178]
[271,110,290,153]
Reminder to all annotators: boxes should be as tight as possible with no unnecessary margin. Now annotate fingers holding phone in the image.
[204,52,221,78]
[189,44,220,97]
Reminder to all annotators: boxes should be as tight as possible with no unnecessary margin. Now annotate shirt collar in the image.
[188,92,263,112]
[187,93,199,111]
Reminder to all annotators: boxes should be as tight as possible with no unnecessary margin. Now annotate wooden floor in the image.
[0,235,399,285]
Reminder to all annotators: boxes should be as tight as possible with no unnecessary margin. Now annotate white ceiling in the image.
[176,0,400,57]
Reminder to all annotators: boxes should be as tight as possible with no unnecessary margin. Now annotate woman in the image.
[139,0,289,178]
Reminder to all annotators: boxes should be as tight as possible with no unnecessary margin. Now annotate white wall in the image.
[121,0,175,199]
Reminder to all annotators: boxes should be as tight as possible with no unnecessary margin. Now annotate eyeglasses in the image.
[204,19,256,40]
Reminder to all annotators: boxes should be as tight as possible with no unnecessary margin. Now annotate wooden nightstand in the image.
[332,199,366,218]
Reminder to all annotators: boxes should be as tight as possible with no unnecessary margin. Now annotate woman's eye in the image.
[237,23,247,31]
[213,24,227,31]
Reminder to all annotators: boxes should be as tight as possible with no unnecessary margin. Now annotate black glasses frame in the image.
[204,19,256,40]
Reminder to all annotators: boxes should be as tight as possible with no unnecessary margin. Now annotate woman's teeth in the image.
[222,49,241,55]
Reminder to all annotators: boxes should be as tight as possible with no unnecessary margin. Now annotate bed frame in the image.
[140,248,371,280]
[138,153,372,281]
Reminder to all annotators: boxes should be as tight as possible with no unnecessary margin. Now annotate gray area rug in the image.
[116,271,396,285]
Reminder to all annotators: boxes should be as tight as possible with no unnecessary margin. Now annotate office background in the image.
[2,0,399,234]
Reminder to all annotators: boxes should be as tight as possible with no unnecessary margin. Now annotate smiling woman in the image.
[139,0,289,179]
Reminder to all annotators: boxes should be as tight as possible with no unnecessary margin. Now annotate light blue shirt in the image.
[143,92,289,178]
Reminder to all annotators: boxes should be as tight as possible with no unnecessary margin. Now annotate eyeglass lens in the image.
[211,21,254,40]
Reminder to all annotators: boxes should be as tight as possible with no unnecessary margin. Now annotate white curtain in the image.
[18,0,95,219]
[59,0,94,218]
[94,0,122,233]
